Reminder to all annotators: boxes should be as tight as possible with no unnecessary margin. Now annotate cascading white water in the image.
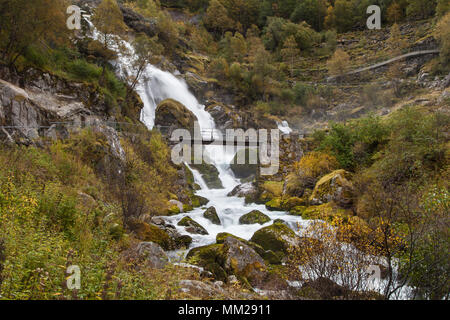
[85,15,411,297]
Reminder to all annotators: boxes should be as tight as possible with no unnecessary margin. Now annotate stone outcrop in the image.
[250,222,300,259]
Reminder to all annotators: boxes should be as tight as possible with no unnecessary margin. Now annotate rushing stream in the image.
[86,16,411,298]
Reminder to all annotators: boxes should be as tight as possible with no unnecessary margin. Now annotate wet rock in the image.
[136,242,169,269]
[120,5,157,38]
[178,216,209,235]
[239,210,271,225]
[227,182,258,203]
[190,161,224,189]
[155,99,198,134]
[250,223,300,258]
[203,207,221,225]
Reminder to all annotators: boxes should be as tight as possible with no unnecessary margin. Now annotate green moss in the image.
[186,244,227,281]
[203,207,221,225]
[250,223,298,257]
[283,197,307,210]
[265,198,283,211]
[239,210,271,225]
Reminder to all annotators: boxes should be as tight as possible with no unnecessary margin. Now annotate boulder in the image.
[265,198,283,211]
[178,216,209,235]
[221,237,267,285]
[136,242,169,269]
[309,170,354,208]
[216,233,280,265]
[203,207,221,225]
[239,210,271,225]
[227,182,258,203]
[300,277,349,300]
[155,99,198,132]
[186,237,268,286]
[250,223,300,258]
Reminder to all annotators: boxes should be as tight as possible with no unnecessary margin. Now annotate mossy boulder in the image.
[186,244,227,281]
[203,207,221,225]
[265,197,283,211]
[230,148,259,179]
[186,237,268,285]
[239,210,271,225]
[250,223,300,258]
[289,206,307,216]
[216,233,282,265]
[282,197,307,211]
[310,170,354,208]
[178,216,209,235]
[300,203,351,221]
[155,99,197,130]
[128,220,174,251]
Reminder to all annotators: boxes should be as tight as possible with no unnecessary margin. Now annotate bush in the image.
[66,59,102,81]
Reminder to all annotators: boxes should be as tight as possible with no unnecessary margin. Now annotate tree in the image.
[281,36,301,77]
[290,0,328,31]
[327,48,350,78]
[387,1,405,23]
[406,0,437,19]
[435,11,450,67]
[92,0,128,49]
[386,24,407,96]
[203,0,235,36]
[0,0,68,69]
[92,0,128,84]
[127,34,163,98]
[333,0,357,32]
[436,0,450,17]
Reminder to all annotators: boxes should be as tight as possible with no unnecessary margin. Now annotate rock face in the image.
[239,210,271,225]
[203,207,221,225]
[136,242,169,269]
[155,99,198,133]
[309,169,354,208]
[120,5,157,38]
[0,79,47,141]
[250,222,300,258]
[178,216,209,235]
[178,280,225,296]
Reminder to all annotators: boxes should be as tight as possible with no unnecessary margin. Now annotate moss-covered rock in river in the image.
[250,222,300,258]
[239,210,271,225]
[203,207,221,225]
[186,237,268,285]
[230,148,259,179]
[216,233,282,265]
[177,216,209,235]
[265,197,283,211]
